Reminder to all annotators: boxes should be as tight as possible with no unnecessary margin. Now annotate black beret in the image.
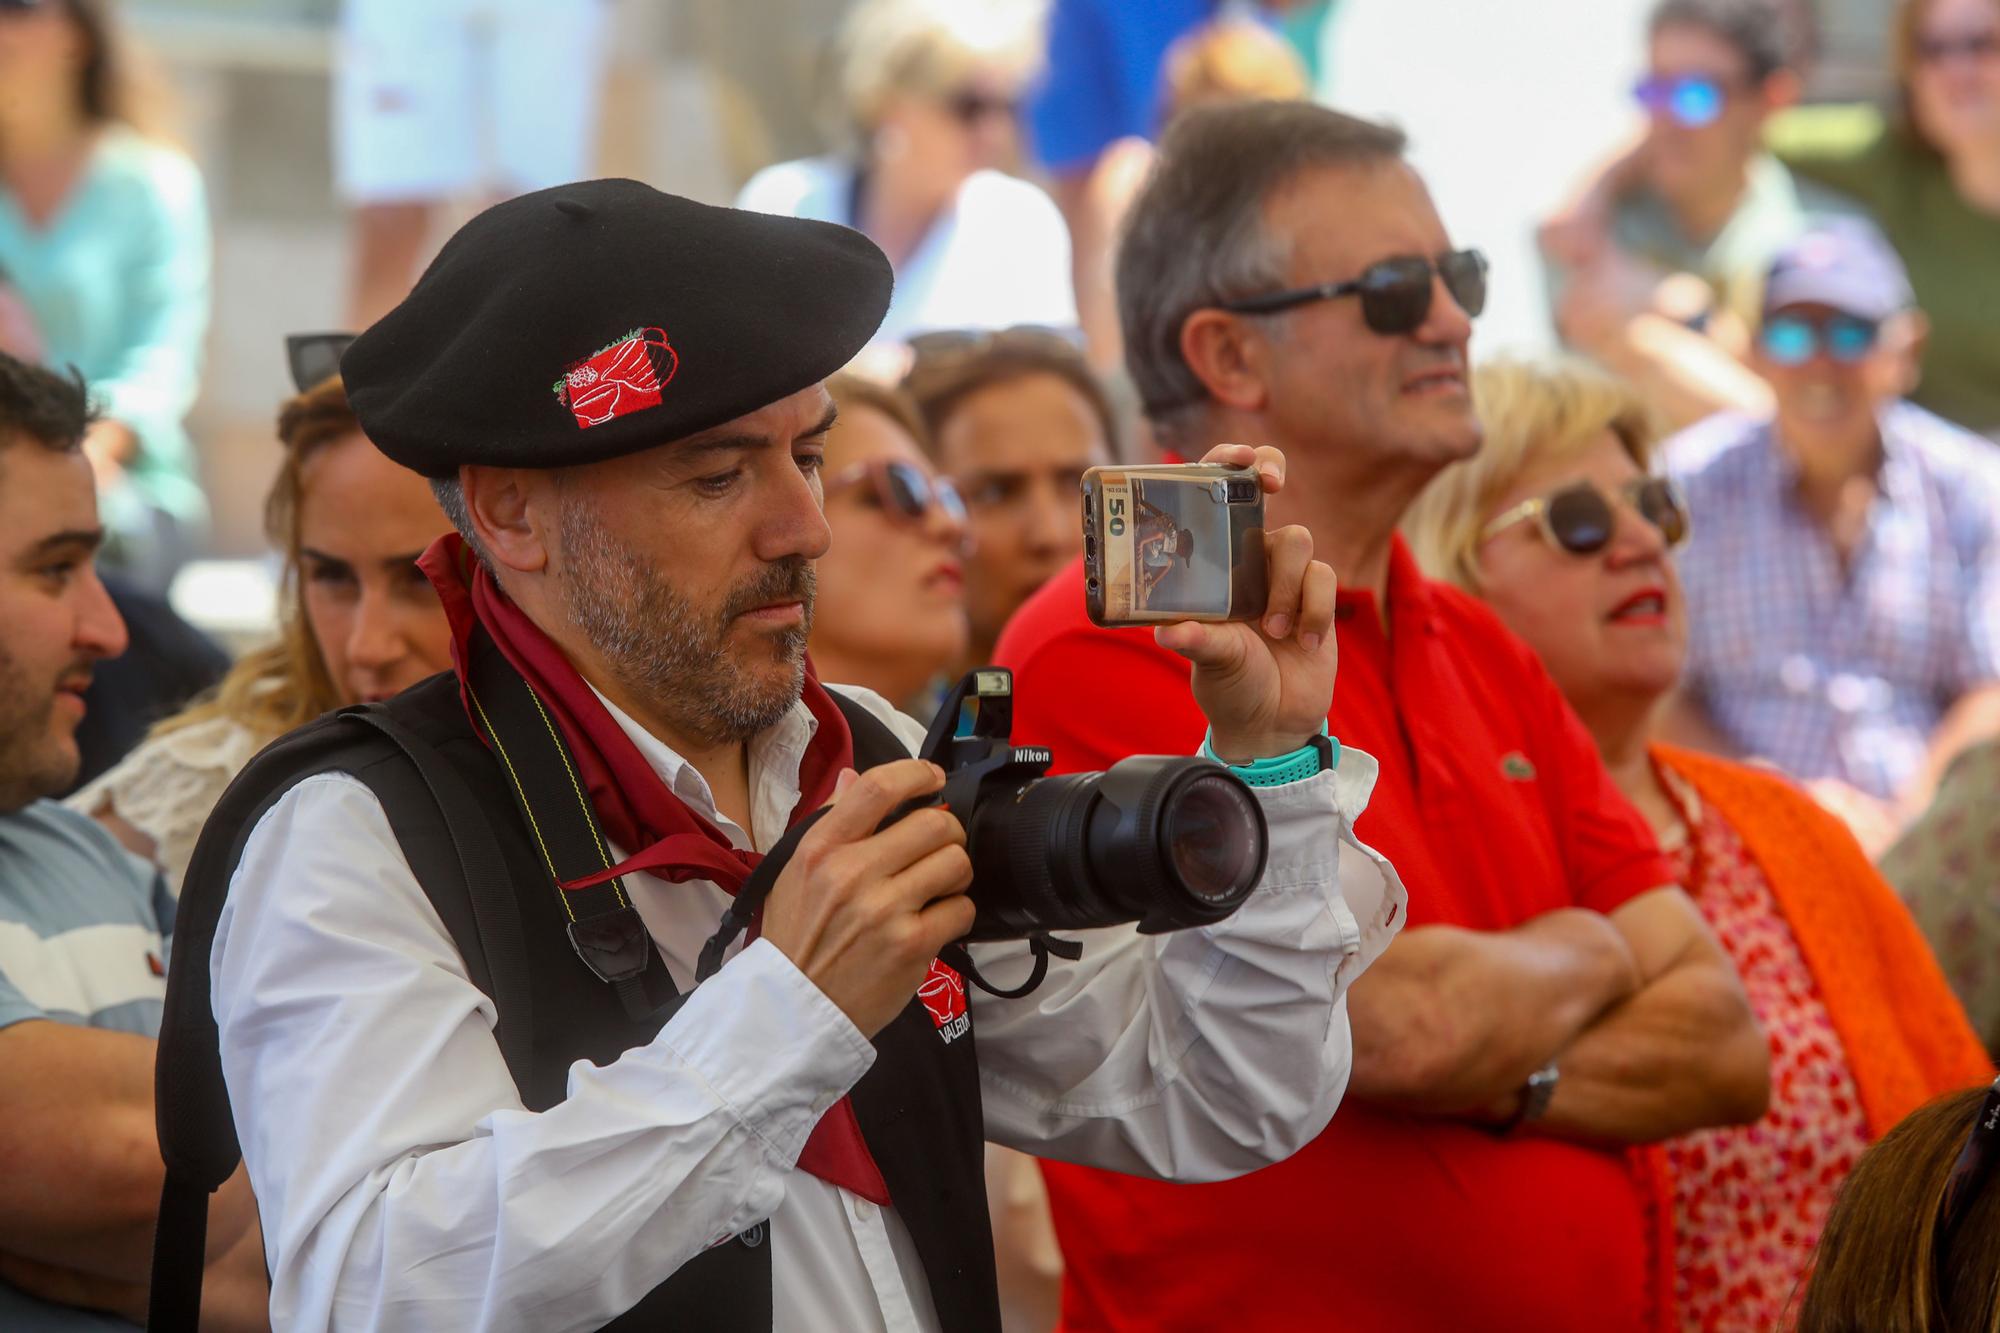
[341,179,894,477]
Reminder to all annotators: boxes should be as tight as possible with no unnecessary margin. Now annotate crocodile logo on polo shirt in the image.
[1500,752,1537,782]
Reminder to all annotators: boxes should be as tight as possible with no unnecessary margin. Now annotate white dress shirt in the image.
[212,683,1404,1332]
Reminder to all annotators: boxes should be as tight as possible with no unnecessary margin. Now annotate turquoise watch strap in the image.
[1201,725,1339,788]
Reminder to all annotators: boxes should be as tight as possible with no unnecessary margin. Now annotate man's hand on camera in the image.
[761,759,976,1038]
[1156,443,1338,764]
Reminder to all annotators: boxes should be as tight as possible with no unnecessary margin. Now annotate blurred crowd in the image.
[7,0,2000,1328]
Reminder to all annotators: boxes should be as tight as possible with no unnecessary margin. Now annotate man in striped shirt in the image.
[0,351,265,1330]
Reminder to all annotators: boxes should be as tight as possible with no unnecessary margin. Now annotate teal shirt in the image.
[0,128,211,527]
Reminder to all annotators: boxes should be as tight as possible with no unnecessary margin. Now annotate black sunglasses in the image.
[826,458,967,527]
[1219,248,1488,334]
[944,90,1020,126]
[1937,1076,2000,1283]
[286,331,356,394]
[1482,476,1691,555]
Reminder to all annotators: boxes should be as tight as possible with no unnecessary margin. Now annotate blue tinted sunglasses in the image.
[1759,313,1878,366]
[1633,75,1727,128]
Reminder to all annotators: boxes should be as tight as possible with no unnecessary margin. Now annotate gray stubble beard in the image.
[555,498,816,748]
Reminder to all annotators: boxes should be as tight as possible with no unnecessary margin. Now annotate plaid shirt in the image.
[1665,402,2000,800]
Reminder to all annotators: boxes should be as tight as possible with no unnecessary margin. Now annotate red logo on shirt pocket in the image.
[146,951,165,977]
[918,958,969,1043]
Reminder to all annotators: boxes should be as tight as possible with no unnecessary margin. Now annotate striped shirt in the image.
[0,799,173,1329]
[1666,402,2000,799]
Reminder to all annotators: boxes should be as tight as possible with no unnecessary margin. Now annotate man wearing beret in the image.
[168,180,1403,1332]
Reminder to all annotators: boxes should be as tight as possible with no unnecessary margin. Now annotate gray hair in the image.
[1117,100,1408,439]
[428,474,493,571]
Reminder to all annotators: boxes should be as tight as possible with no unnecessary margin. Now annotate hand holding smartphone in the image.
[1081,464,1269,628]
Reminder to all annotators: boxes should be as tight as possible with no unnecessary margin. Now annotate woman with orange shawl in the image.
[1403,356,1990,1333]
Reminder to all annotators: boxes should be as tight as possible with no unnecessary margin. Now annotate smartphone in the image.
[1081,463,1269,627]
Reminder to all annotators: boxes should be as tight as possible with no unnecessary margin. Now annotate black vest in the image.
[152,672,1000,1332]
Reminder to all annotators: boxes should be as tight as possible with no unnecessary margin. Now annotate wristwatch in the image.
[1521,1061,1561,1121]
[1494,1061,1561,1135]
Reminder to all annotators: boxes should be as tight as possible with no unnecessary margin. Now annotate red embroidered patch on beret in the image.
[553,327,679,429]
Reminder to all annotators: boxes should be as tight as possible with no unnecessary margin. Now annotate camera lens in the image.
[961,757,1267,940]
[1160,771,1264,905]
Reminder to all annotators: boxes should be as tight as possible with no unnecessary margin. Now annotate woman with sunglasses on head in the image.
[1764,0,2000,438]
[1792,1076,2000,1332]
[0,0,211,592]
[807,373,970,716]
[1404,355,1991,1333]
[735,0,1074,351]
[71,359,454,890]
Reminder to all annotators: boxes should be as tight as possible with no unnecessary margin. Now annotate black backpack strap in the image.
[338,705,537,1080]
[149,708,539,1330]
[828,688,914,771]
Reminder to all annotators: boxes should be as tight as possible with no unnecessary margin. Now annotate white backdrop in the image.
[1319,0,1657,356]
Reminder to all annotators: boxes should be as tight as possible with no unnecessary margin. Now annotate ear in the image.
[1884,309,1929,396]
[460,465,551,576]
[1178,308,1272,415]
[1758,69,1802,115]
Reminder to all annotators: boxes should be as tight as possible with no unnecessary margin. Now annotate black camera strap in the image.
[943,935,1084,1001]
[463,627,669,1024]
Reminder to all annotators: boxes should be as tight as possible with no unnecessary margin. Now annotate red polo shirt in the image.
[993,539,1679,1333]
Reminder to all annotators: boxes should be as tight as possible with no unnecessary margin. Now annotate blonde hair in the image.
[152,376,356,746]
[1401,357,1662,594]
[1160,17,1310,120]
[834,0,1045,140]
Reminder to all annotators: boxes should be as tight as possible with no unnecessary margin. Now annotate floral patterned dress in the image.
[1659,773,1873,1332]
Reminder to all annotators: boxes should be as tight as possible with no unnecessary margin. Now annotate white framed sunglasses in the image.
[1482,476,1691,554]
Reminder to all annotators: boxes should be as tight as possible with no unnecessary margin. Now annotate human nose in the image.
[346,584,406,670]
[1415,268,1475,347]
[74,565,128,661]
[1607,492,1670,564]
[921,483,969,552]
[759,460,834,563]
[1021,482,1073,557]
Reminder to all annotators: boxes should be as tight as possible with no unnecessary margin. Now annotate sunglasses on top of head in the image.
[1935,1076,2000,1290]
[1482,476,1691,556]
[826,458,967,528]
[1632,74,1741,128]
[286,331,357,393]
[1218,248,1488,335]
[1757,312,1878,367]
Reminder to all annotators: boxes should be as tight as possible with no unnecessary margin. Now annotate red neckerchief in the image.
[419,533,890,1205]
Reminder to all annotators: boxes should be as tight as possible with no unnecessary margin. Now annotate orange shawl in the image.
[1653,744,1992,1134]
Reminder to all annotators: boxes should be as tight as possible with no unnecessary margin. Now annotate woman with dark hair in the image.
[72,372,453,889]
[1793,1079,2000,1331]
[0,0,211,588]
